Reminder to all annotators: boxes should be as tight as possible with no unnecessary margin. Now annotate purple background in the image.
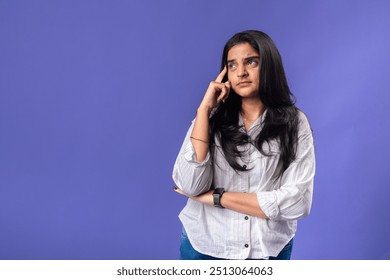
[1,0,389,260]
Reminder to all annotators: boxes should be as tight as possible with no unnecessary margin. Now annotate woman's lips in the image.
[237,81,251,87]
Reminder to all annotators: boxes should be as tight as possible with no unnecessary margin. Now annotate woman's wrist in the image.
[197,104,212,115]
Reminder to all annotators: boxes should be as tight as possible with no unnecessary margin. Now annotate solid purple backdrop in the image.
[0,0,389,259]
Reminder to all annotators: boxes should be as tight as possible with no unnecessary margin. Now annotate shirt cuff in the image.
[257,191,280,220]
[183,140,211,166]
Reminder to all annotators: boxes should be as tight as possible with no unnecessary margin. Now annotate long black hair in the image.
[209,30,299,179]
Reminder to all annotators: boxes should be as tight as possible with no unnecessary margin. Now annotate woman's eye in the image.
[228,63,237,70]
[247,59,258,66]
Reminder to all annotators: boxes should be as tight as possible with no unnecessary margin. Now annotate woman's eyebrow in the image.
[244,56,260,61]
[227,59,236,64]
[227,56,260,63]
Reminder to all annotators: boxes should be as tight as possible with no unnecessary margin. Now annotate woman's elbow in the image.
[280,197,312,220]
[183,188,207,197]
[298,203,312,219]
[173,172,212,197]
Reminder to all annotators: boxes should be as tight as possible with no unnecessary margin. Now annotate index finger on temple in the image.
[215,66,227,83]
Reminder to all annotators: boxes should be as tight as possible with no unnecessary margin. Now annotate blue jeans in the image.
[180,228,293,260]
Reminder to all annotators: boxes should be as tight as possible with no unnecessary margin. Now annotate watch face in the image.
[213,188,225,208]
[214,188,225,195]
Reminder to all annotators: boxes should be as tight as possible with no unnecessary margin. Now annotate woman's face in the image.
[226,43,260,99]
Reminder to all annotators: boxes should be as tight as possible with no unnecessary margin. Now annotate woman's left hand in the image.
[173,187,214,206]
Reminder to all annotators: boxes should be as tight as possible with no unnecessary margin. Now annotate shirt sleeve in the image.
[172,119,213,196]
[256,113,316,221]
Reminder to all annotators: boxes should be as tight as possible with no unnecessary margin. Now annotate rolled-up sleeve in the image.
[172,120,213,196]
[257,114,315,221]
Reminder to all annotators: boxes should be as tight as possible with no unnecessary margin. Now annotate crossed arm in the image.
[173,187,269,219]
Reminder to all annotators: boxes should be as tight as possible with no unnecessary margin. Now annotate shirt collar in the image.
[239,108,267,134]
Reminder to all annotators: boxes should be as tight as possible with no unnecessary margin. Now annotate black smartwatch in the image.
[213,188,225,208]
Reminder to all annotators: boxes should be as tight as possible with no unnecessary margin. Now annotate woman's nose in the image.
[237,65,248,77]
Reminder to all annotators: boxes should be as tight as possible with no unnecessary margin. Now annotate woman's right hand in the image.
[191,68,230,162]
[198,67,231,112]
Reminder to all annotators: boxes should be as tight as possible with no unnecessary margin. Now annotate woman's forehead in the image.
[227,43,259,60]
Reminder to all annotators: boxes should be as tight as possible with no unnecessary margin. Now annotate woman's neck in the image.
[241,97,265,122]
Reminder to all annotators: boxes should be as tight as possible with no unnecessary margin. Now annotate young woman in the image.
[172,30,315,260]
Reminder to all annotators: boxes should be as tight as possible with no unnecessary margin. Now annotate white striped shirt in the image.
[172,110,315,259]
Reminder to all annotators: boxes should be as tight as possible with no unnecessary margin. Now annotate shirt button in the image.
[244,216,249,220]
[244,244,249,248]
[243,165,247,169]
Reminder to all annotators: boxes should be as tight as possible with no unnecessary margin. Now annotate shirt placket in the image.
[236,143,252,258]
